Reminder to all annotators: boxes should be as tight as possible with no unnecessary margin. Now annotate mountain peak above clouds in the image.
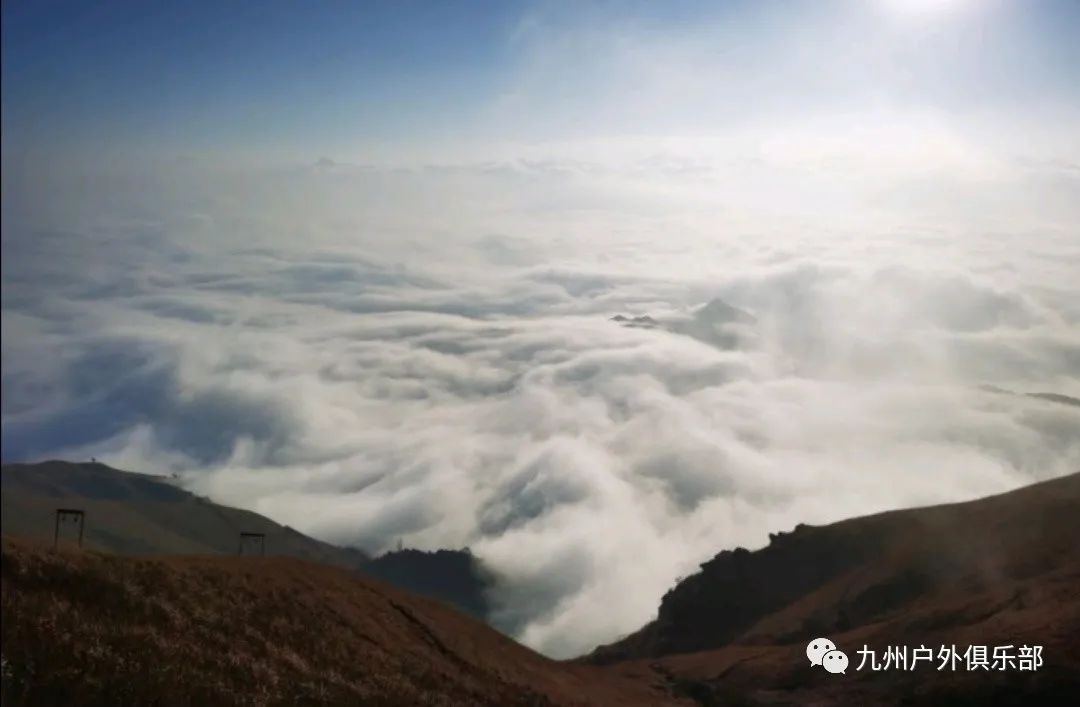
[611,297,757,349]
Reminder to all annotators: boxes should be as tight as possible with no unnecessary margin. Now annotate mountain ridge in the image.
[0,460,493,620]
[3,461,1077,704]
[591,471,1080,661]
[585,471,1080,705]
[0,538,685,706]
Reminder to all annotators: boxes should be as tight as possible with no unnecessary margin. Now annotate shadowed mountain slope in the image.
[592,471,1080,662]
[365,548,492,621]
[1,461,370,564]
[1,461,492,619]
[588,471,1080,705]
[0,539,686,706]
[2,466,1077,705]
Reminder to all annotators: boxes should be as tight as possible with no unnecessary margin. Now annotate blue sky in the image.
[2,0,1079,162]
[2,0,525,153]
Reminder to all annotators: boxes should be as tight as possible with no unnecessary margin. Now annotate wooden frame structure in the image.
[54,508,86,548]
[238,531,266,556]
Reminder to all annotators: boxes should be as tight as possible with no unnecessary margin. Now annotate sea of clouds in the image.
[2,146,1079,657]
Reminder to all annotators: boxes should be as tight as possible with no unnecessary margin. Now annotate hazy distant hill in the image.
[0,460,492,619]
[978,385,1080,409]
[612,297,757,350]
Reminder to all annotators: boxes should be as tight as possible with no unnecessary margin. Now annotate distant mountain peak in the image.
[694,297,756,325]
[610,314,659,329]
[610,297,756,349]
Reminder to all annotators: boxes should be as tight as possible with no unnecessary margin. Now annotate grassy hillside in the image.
[1,461,493,619]
[0,539,684,707]
[1,461,369,566]
[590,471,1080,705]
[6,462,1077,705]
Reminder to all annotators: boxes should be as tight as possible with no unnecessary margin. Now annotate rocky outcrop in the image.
[591,471,1080,663]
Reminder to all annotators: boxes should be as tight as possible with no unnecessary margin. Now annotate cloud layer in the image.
[2,154,1079,657]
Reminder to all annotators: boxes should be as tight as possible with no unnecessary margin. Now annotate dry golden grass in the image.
[11,473,1076,706]
[0,539,683,706]
[599,472,1080,705]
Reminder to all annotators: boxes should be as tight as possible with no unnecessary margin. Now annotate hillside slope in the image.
[0,539,685,707]
[1,461,492,619]
[1,461,368,565]
[3,472,1078,705]
[589,471,1080,704]
[364,548,492,620]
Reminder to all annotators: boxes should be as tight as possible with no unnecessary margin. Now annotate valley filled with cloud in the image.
[3,148,1078,657]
